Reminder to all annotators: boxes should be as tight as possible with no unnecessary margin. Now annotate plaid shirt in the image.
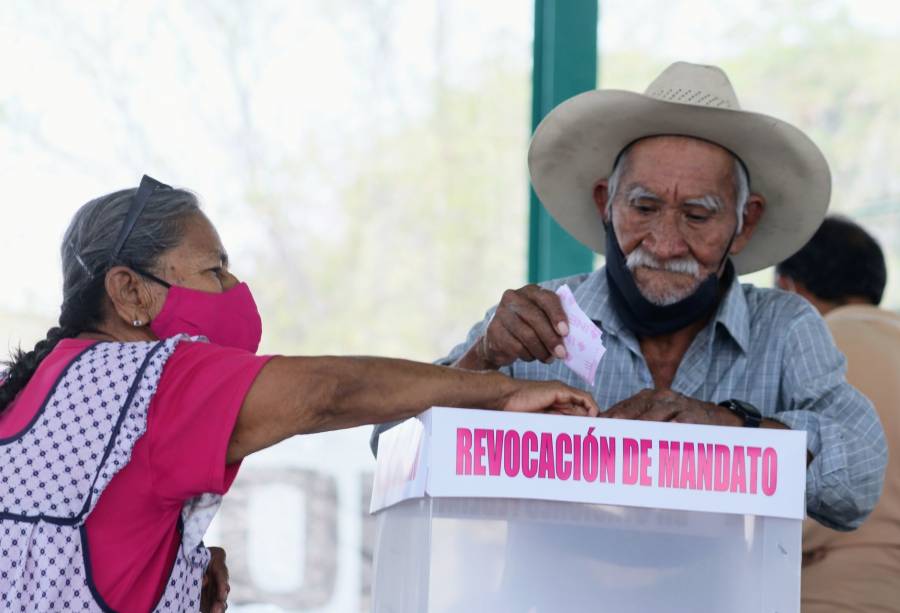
[373,267,887,531]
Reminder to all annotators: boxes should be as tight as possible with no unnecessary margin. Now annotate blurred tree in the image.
[1,0,531,361]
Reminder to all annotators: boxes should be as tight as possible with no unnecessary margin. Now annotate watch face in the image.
[734,400,762,417]
[721,399,762,427]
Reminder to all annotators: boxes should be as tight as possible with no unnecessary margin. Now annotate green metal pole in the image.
[528,0,598,283]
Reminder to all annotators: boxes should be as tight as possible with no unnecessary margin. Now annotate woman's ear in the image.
[104,267,159,325]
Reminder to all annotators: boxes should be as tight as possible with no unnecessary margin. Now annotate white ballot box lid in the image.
[371,408,807,519]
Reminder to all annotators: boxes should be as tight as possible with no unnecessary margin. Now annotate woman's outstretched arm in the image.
[226,356,598,463]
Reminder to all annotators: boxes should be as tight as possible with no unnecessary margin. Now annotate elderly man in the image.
[372,61,886,531]
[777,217,900,612]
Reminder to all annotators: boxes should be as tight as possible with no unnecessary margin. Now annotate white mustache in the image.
[625,247,702,278]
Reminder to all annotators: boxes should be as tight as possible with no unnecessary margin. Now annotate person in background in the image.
[0,176,598,613]
[776,215,899,612]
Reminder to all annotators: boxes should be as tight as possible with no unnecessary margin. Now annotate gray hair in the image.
[1,184,200,413]
[732,158,749,234]
[606,143,750,233]
[59,187,200,326]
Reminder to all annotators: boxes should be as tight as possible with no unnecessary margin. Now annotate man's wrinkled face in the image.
[604,136,743,306]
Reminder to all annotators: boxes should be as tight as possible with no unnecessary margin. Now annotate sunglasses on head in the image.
[108,175,172,266]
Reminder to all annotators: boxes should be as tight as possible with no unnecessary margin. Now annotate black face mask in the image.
[604,221,736,338]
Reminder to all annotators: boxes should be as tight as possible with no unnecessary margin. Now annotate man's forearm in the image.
[760,417,812,464]
[761,418,789,430]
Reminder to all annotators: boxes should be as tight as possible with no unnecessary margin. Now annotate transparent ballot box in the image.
[370,408,807,613]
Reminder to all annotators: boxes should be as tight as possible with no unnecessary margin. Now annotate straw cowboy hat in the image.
[528,61,831,274]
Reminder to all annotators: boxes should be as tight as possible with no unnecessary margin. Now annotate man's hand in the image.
[501,379,600,418]
[604,388,742,426]
[200,547,230,613]
[456,285,570,370]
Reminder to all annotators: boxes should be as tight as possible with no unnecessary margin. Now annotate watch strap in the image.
[718,399,762,428]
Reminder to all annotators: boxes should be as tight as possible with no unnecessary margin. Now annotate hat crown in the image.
[643,61,741,110]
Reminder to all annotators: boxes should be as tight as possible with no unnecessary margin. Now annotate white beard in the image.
[626,247,704,306]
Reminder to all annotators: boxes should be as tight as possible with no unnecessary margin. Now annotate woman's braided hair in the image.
[0,184,200,413]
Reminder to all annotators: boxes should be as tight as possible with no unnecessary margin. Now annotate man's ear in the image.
[104,266,156,325]
[594,180,611,223]
[729,193,766,255]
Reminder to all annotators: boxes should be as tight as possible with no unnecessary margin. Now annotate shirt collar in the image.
[572,265,750,355]
[712,270,750,354]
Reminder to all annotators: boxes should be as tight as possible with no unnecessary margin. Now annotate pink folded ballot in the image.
[555,284,606,385]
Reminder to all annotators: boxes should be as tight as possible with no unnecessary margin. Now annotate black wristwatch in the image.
[718,399,762,428]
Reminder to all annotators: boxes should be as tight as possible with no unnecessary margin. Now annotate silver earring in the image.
[133,319,143,327]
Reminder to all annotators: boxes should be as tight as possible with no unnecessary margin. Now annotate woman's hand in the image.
[200,546,230,613]
[501,379,599,417]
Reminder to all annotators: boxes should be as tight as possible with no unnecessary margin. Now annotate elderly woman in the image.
[0,176,598,613]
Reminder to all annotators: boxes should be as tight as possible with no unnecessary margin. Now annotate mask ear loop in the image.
[718,154,751,274]
[714,198,748,276]
[716,229,738,276]
[127,266,172,330]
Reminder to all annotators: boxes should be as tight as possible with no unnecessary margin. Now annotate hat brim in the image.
[528,90,831,275]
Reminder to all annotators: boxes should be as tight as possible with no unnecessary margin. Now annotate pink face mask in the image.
[149,282,263,353]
